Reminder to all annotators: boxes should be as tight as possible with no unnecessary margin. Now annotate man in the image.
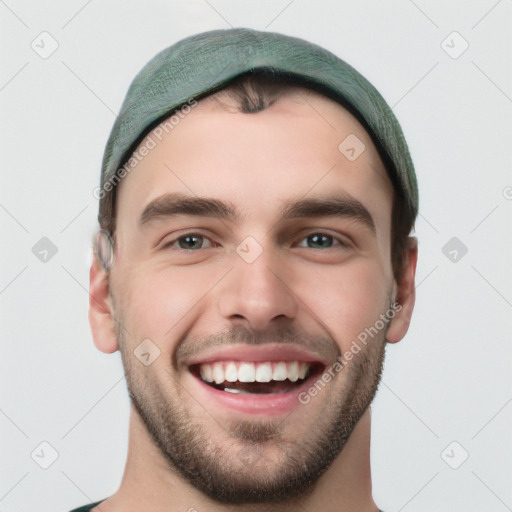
[73,27,418,512]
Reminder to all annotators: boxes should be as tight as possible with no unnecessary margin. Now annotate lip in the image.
[188,368,321,416]
[186,343,330,367]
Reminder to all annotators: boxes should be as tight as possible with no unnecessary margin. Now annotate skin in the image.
[89,89,417,512]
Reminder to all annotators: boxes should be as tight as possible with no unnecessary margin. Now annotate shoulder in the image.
[67,500,106,512]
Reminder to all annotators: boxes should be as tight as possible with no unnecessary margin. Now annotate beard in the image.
[115,312,388,506]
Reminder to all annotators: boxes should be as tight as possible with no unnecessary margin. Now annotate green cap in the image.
[98,27,418,230]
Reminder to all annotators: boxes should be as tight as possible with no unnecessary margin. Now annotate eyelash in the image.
[161,231,351,251]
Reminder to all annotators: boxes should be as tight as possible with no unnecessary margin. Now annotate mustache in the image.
[174,323,340,368]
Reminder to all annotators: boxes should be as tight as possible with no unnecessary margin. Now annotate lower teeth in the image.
[222,387,284,395]
[213,378,307,395]
[223,388,249,394]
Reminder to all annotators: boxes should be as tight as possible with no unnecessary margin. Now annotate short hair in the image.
[102,70,415,281]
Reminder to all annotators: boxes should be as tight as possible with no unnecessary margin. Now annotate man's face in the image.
[109,90,397,503]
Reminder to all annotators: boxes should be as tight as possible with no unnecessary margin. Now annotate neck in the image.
[98,406,379,512]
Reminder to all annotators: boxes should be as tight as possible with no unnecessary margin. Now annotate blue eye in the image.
[297,233,347,249]
[165,234,214,250]
[304,233,333,249]
[161,231,348,252]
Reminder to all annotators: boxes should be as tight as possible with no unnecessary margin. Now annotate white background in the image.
[1,1,511,511]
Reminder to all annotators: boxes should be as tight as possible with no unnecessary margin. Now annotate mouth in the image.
[185,344,332,415]
[190,360,324,395]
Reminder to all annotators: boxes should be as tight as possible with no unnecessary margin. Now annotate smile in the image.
[194,361,314,394]
[185,345,330,415]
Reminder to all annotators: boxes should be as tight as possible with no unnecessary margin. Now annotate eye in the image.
[296,233,348,250]
[162,233,215,251]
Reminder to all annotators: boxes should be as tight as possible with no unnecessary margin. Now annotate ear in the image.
[386,237,418,344]
[88,254,119,354]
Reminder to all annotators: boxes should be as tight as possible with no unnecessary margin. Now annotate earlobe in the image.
[88,255,119,354]
[386,237,418,344]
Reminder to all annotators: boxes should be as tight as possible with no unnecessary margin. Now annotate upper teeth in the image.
[199,361,310,384]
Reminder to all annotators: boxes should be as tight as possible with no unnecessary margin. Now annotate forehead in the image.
[115,89,393,231]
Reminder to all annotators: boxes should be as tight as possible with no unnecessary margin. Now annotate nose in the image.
[217,245,299,332]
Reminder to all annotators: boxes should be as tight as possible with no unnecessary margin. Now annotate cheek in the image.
[114,247,392,355]
[115,265,220,345]
[292,259,391,350]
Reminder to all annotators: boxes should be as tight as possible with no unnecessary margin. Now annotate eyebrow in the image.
[139,192,376,233]
[139,193,241,225]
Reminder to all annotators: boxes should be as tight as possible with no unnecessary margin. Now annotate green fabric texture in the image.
[68,500,105,511]
[68,502,386,511]
[98,27,418,228]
